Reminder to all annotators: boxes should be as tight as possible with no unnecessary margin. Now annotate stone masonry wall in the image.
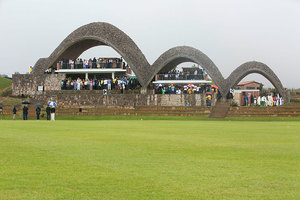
[12,73,66,97]
[44,74,66,91]
[31,90,215,107]
[12,74,35,96]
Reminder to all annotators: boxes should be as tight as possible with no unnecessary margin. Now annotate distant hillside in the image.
[0,77,12,96]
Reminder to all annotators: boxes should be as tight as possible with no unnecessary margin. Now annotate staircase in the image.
[209,99,231,118]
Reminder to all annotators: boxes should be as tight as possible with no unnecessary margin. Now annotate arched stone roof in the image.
[149,46,226,95]
[32,22,151,86]
[31,22,288,101]
[225,61,288,101]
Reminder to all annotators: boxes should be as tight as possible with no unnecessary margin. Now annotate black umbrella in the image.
[13,104,20,108]
[22,100,30,104]
[35,104,44,108]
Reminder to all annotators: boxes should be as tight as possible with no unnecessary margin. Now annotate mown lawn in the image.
[0,120,300,199]
[0,77,11,89]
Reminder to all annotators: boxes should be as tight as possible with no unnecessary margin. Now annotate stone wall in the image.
[44,74,66,91]
[12,73,66,97]
[13,73,214,107]
[31,90,215,107]
[12,74,35,96]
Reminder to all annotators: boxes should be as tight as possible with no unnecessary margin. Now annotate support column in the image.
[85,73,88,80]
[112,72,115,79]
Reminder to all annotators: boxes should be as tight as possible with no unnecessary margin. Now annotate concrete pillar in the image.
[112,72,115,79]
[85,73,88,80]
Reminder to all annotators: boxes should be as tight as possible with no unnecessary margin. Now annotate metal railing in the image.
[156,73,205,80]
[58,62,124,70]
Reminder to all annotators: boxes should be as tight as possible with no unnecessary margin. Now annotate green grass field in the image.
[1,120,300,199]
[0,77,11,89]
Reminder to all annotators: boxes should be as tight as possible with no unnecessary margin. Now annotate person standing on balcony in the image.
[92,57,97,68]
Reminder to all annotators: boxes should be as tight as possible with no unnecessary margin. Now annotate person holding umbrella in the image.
[50,106,55,121]
[22,100,30,120]
[48,101,57,121]
[46,105,51,120]
[22,106,28,120]
[36,107,41,120]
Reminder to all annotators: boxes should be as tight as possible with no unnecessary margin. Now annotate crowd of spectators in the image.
[155,84,217,94]
[242,93,284,106]
[61,76,139,92]
[154,84,220,106]
[57,57,125,70]
[156,68,207,81]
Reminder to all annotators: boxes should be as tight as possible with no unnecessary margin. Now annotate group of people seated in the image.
[57,57,125,70]
[157,68,207,81]
[61,76,140,92]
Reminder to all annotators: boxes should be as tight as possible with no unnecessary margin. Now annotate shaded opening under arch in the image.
[46,39,141,91]
[231,73,284,106]
[47,39,138,79]
[151,58,216,95]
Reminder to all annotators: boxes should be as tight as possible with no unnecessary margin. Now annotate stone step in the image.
[209,101,231,118]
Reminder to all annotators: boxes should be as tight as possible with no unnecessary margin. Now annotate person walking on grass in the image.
[46,105,51,120]
[50,106,55,121]
[13,106,17,120]
[36,107,41,120]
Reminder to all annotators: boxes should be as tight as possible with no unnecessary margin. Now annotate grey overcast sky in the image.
[0,0,299,88]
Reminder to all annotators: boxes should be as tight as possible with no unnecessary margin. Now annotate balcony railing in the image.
[156,73,205,81]
[58,62,124,70]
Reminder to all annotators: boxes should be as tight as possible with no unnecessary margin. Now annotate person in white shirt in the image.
[267,95,273,106]
[183,85,188,94]
[77,78,81,90]
[196,86,200,94]
[261,96,266,106]
[107,80,111,90]
[257,96,261,105]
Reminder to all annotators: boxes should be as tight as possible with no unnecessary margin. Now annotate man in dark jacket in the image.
[13,107,17,120]
[36,107,41,120]
[0,106,2,120]
[23,106,28,120]
[46,105,51,120]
